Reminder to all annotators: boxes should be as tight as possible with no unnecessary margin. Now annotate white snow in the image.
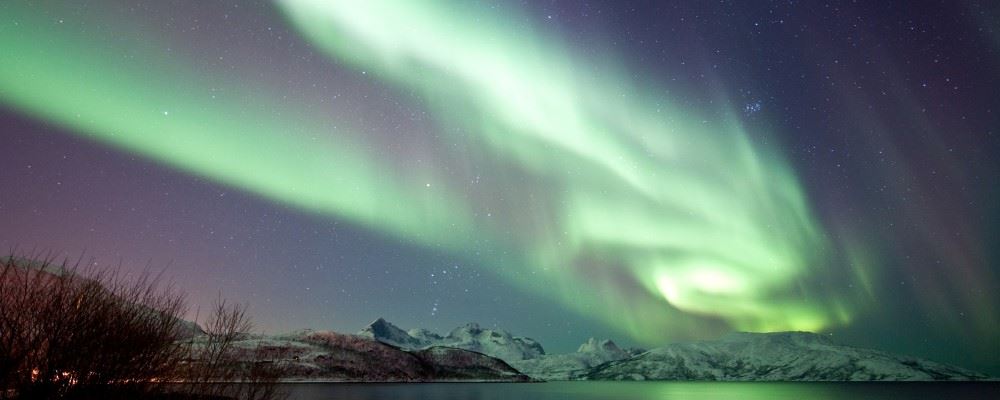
[584,331,987,381]
[357,320,546,361]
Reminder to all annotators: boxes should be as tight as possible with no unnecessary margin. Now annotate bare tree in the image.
[0,253,285,400]
[180,298,287,400]
[0,254,189,398]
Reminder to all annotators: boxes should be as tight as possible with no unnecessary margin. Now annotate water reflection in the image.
[281,381,997,400]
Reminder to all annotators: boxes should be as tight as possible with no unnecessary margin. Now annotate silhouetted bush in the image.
[177,298,288,400]
[0,254,285,400]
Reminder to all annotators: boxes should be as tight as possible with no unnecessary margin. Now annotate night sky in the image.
[1,1,998,373]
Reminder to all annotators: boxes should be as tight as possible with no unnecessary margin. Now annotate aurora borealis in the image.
[1,1,998,374]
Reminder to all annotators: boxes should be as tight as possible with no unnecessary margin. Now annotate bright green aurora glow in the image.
[0,1,864,343]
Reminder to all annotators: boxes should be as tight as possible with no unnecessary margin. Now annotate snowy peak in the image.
[359,317,404,338]
[448,322,485,338]
[508,338,633,380]
[407,328,443,342]
[577,337,625,358]
[442,323,545,361]
[354,319,544,362]
[356,317,427,348]
[439,322,545,362]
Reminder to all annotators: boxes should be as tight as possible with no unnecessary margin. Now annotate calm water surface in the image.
[281,381,998,400]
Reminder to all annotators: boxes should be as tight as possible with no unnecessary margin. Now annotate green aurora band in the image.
[0,1,866,343]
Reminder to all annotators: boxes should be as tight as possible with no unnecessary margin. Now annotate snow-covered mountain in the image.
[576,337,628,358]
[357,318,545,361]
[441,322,546,361]
[407,328,444,343]
[510,338,640,380]
[191,321,990,382]
[212,329,531,382]
[356,318,427,349]
[584,331,988,381]
[348,321,989,381]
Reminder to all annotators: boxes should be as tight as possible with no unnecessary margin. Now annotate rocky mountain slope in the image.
[585,331,988,381]
[217,329,531,382]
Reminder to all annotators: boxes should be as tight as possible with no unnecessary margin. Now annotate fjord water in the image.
[282,381,998,400]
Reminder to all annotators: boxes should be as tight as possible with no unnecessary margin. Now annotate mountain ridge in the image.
[216,328,532,382]
[357,318,546,361]
[192,318,992,382]
[585,330,988,381]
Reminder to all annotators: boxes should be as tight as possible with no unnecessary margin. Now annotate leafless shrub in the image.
[179,298,287,400]
[0,254,187,399]
[0,253,286,400]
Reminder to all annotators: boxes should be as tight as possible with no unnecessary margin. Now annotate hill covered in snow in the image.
[584,331,988,381]
[357,318,545,361]
[187,318,990,382]
[509,338,643,380]
[208,328,532,382]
